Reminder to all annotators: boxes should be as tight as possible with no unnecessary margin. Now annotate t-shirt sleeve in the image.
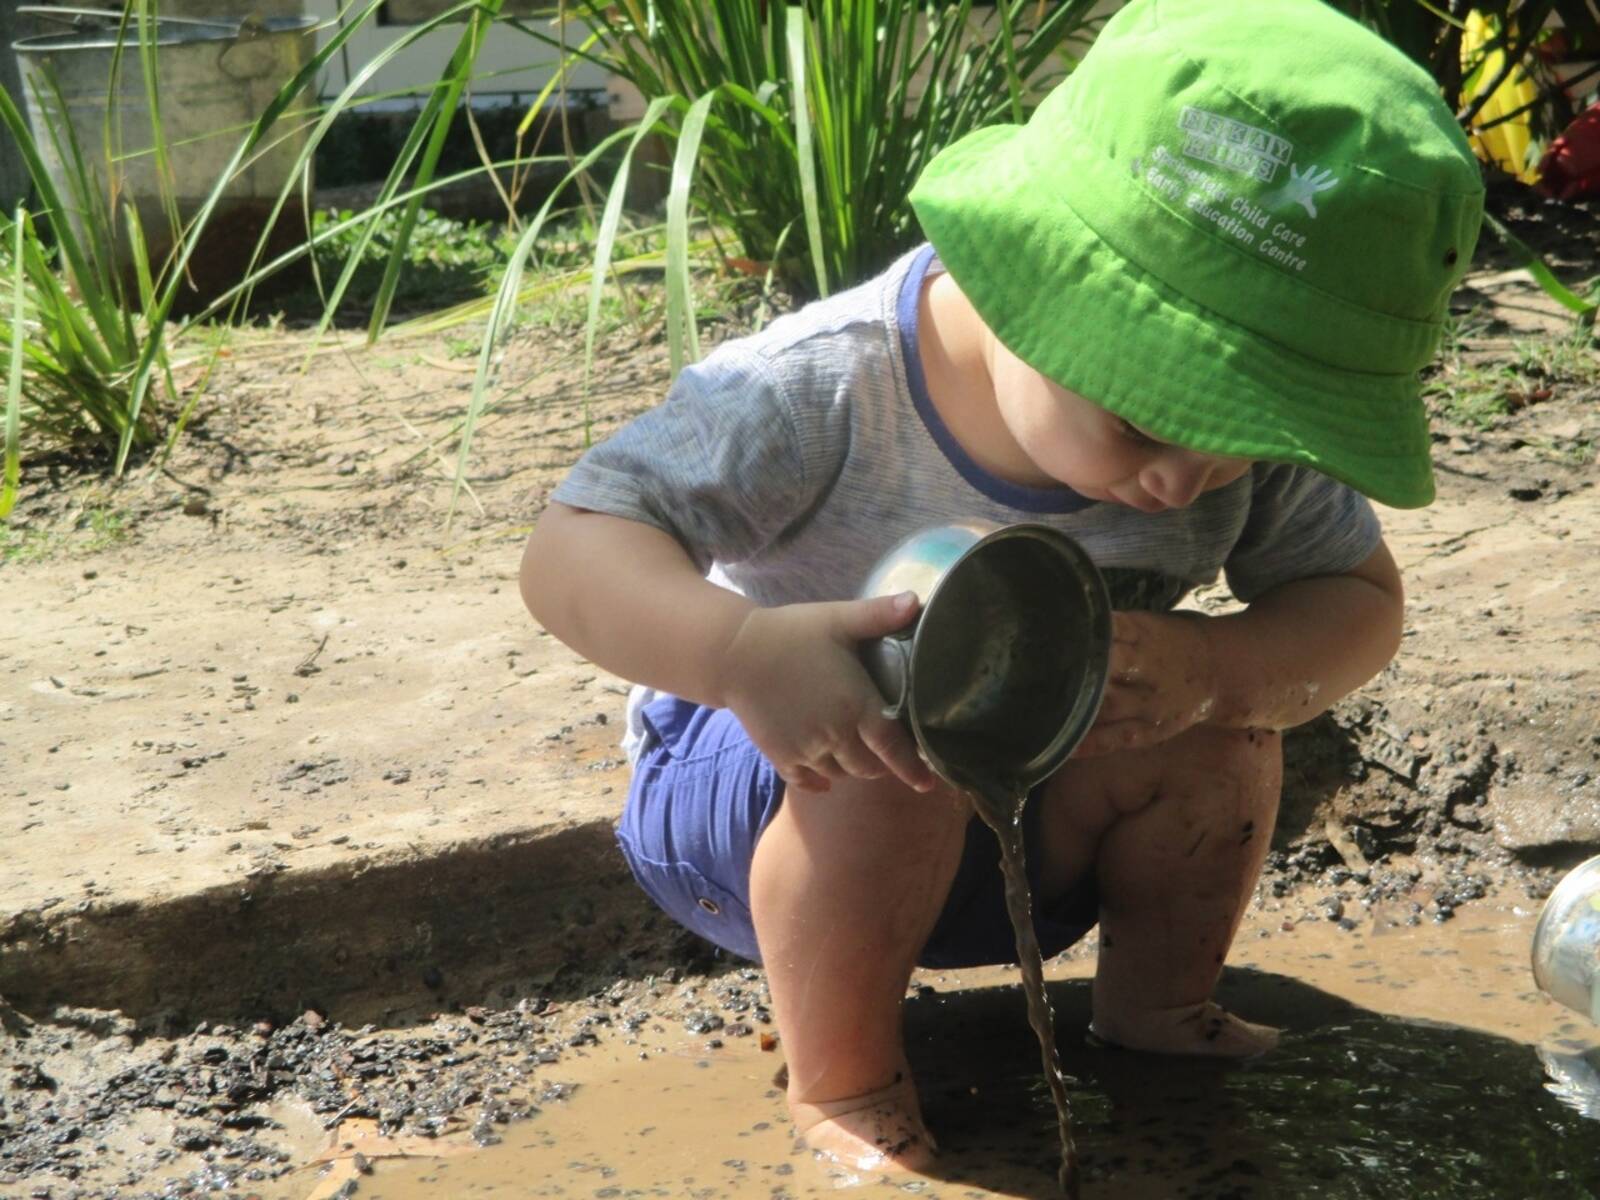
[548,344,825,574]
[1223,464,1385,603]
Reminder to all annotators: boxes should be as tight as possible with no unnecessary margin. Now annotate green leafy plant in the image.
[297,205,517,315]
[0,1,368,502]
[0,0,568,510]
[0,110,168,521]
[533,0,1103,300]
[0,203,163,487]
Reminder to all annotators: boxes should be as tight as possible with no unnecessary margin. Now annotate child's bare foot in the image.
[789,1075,937,1181]
[1089,1000,1279,1058]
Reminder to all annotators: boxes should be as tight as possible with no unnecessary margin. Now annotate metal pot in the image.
[857,520,1111,796]
[1532,854,1600,1024]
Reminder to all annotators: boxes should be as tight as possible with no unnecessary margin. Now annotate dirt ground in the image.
[2,194,1599,1197]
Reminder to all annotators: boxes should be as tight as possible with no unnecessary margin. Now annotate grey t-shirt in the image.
[551,245,1382,756]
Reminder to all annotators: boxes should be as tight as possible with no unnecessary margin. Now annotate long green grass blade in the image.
[1485,214,1598,319]
[135,0,187,266]
[187,155,558,326]
[208,0,470,331]
[785,9,828,298]
[392,236,707,340]
[2,208,24,519]
[665,92,714,376]
[294,2,486,356]
[996,2,1026,125]
[516,27,603,139]
[452,119,650,522]
[583,96,673,420]
[367,0,507,341]
[0,75,127,355]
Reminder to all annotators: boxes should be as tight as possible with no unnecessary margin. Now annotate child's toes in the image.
[1197,1008,1279,1057]
[789,1078,937,1181]
[1090,1001,1280,1059]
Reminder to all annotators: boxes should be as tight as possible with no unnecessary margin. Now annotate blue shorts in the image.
[615,694,1099,969]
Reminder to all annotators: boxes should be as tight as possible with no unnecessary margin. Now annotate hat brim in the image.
[911,125,1436,509]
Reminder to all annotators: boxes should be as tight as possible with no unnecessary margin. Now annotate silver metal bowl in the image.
[857,520,1111,795]
[1532,854,1600,1024]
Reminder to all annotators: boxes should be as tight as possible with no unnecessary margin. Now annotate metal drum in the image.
[12,7,318,307]
[1532,855,1600,1024]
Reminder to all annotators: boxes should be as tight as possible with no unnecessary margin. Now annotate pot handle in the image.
[860,633,913,722]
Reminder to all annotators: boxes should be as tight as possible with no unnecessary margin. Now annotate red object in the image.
[1538,103,1600,200]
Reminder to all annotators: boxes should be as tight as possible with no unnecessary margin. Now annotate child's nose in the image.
[1138,453,1213,509]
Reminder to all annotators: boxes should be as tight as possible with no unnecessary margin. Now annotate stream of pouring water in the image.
[965,780,1080,1199]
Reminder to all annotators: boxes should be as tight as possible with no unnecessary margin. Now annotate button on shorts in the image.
[615,694,1098,968]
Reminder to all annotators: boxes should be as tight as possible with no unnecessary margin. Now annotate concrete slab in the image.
[0,323,669,1022]
[1,533,641,1019]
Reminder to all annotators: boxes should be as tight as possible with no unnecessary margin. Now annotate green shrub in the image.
[547,0,1105,299]
[304,205,516,314]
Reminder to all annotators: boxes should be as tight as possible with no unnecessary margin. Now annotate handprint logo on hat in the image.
[1270,163,1340,218]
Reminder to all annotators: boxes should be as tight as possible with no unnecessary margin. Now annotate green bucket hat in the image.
[909,0,1484,508]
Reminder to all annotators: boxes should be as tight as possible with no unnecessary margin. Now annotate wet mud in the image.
[222,902,1600,1200]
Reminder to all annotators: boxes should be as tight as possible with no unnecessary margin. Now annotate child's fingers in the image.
[836,590,921,641]
[829,735,889,782]
[860,713,936,793]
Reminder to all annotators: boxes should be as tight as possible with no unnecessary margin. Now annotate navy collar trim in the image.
[896,245,1097,515]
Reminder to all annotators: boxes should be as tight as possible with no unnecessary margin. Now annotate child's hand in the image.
[1074,611,1219,758]
[720,593,937,795]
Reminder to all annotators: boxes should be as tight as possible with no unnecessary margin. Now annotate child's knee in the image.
[1155,726,1283,835]
[1197,725,1283,799]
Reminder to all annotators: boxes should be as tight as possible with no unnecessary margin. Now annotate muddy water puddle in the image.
[279,903,1600,1200]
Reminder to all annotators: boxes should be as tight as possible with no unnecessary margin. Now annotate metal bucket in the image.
[1532,854,1600,1024]
[857,520,1111,795]
[11,7,318,308]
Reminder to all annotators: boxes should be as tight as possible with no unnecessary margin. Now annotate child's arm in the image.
[1075,540,1403,757]
[521,502,936,794]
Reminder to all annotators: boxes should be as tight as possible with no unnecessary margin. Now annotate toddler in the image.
[521,0,1483,1176]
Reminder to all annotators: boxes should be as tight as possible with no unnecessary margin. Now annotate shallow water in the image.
[284,902,1600,1200]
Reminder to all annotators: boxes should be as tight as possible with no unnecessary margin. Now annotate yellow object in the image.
[1461,10,1542,184]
